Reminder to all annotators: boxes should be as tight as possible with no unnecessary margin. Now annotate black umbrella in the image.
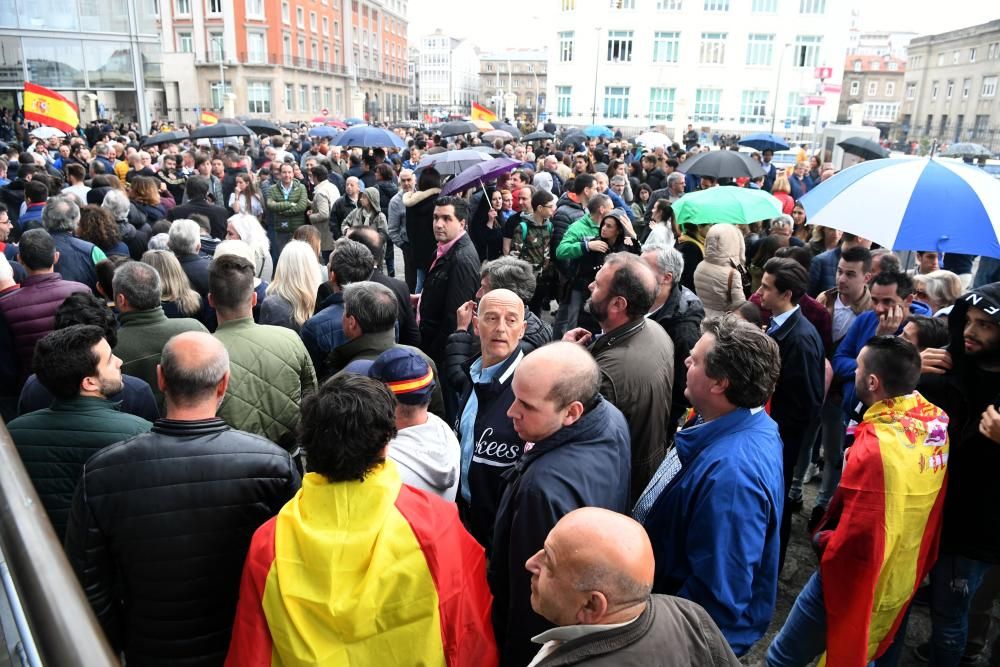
[281,122,301,130]
[141,129,189,147]
[677,150,766,179]
[838,137,888,161]
[562,133,587,149]
[469,145,503,157]
[490,121,521,139]
[189,123,253,139]
[523,130,555,142]
[243,119,282,136]
[438,120,479,137]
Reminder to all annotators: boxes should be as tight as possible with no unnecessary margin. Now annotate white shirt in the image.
[527,615,642,667]
[832,294,857,343]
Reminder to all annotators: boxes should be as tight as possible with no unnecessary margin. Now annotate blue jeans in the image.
[415,268,426,294]
[929,553,994,666]
[816,397,846,508]
[767,572,908,667]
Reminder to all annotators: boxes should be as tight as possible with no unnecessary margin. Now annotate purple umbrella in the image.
[441,157,521,196]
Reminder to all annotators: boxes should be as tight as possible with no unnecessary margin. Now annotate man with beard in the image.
[6,325,152,537]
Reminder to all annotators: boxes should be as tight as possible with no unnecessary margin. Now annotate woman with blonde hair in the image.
[913,269,964,317]
[226,213,273,280]
[260,240,322,332]
[771,174,795,214]
[141,249,203,319]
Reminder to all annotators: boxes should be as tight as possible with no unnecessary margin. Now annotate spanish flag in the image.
[23,83,79,134]
[815,392,949,666]
[470,102,497,122]
[201,110,219,125]
[225,462,498,666]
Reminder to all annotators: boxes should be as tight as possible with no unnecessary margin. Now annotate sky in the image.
[406,0,1000,52]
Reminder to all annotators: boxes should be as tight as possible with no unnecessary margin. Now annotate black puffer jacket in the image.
[64,418,301,667]
[404,188,441,272]
[444,311,552,395]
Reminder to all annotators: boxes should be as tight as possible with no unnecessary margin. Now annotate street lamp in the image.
[770,43,792,134]
[591,27,602,125]
[213,36,226,110]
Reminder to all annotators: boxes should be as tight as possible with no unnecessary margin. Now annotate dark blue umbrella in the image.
[738,132,790,152]
[335,125,405,148]
[441,157,521,196]
[307,126,341,139]
[344,117,366,126]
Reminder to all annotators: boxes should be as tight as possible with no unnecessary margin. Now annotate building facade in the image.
[155,0,409,124]
[416,30,479,120]
[0,0,161,132]
[837,54,906,138]
[545,0,852,140]
[478,50,547,125]
[901,19,1000,151]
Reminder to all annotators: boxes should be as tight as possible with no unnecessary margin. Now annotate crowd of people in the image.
[0,117,997,667]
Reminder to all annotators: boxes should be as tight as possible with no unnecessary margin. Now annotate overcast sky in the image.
[406,0,1000,51]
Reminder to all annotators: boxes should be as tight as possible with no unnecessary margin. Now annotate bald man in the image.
[65,331,301,666]
[489,342,631,667]
[525,508,739,666]
[456,289,528,551]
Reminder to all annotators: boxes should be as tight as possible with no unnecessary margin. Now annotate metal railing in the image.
[0,420,117,666]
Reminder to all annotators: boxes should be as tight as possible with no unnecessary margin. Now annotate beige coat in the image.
[693,223,747,318]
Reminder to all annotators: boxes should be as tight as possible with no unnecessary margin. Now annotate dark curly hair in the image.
[299,373,398,482]
[54,292,118,347]
[77,205,121,252]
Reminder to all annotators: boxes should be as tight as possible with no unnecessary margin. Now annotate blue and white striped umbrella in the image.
[799,157,1000,258]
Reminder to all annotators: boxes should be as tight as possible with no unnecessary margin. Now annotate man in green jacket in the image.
[209,254,317,451]
[265,162,308,260]
[552,194,614,336]
[8,325,152,538]
[113,261,208,412]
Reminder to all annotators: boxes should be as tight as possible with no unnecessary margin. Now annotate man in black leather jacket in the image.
[64,331,300,667]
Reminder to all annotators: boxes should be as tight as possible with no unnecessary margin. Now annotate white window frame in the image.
[653,31,680,64]
[905,82,916,99]
[175,0,190,15]
[603,85,630,119]
[649,87,676,121]
[849,80,860,96]
[299,84,308,110]
[296,6,304,28]
[606,30,633,63]
[177,31,193,53]
[885,81,895,97]
[703,0,729,10]
[739,89,769,124]
[322,16,328,35]
[310,11,317,31]
[245,0,264,19]
[982,76,997,98]
[799,0,825,13]
[962,78,971,98]
[247,81,271,113]
[693,88,722,122]
[556,85,572,116]
[559,31,574,62]
[867,81,877,96]
[745,33,774,66]
[793,35,822,68]
[284,83,293,110]
[209,81,232,108]
[207,0,222,14]
[281,0,289,23]
[969,47,977,63]
[699,32,727,65]
[946,80,954,99]
[656,0,681,8]
[246,31,266,64]
[751,0,776,11]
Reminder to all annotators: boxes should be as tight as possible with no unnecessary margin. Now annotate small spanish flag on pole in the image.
[200,110,219,125]
[471,102,497,122]
[23,83,79,133]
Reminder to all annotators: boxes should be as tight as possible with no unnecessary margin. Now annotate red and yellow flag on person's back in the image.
[23,83,79,134]
[471,102,497,122]
[200,111,219,125]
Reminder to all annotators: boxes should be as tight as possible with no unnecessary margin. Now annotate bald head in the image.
[509,343,601,443]
[158,332,230,408]
[479,288,524,316]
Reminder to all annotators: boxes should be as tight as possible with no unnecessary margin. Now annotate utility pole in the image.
[591,27,601,124]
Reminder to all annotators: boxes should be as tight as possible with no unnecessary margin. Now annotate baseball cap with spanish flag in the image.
[368,348,435,405]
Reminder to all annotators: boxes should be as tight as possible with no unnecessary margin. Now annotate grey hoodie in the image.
[388,412,461,501]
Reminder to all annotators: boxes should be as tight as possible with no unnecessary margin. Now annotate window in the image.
[322,16,328,35]
[284,84,293,109]
[931,81,938,99]
[699,32,726,65]
[311,41,317,61]
[207,0,222,13]
[175,0,190,13]
[556,85,572,116]
[952,50,960,64]
[323,87,331,109]
[990,43,1000,60]
[609,0,634,7]
[885,81,895,96]
[983,76,997,98]
[969,47,977,63]
[281,0,289,22]
[870,60,880,71]
[905,82,916,99]
[559,31,574,62]
[283,34,291,61]
[751,0,776,11]
[745,33,774,66]
[849,80,860,96]
[603,85,630,119]
[245,0,264,18]
[308,11,316,31]
[787,92,811,126]
[209,81,232,108]
[853,60,861,72]
[560,0,574,10]
[246,32,265,63]
[323,44,329,64]
[296,6,304,28]
[963,78,971,98]
[910,55,921,67]
[333,21,339,38]
[799,0,825,13]
[740,90,769,124]
[925,114,933,134]
[247,81,270,113]
[653,31,680,63]
[946,80,954,99]
[312,86,320,111]
[867,81,877,96]
[297,37,304,57]
[299,84,308,110]
[888,61,898,71]
[693,89,721,122]
[794,35,821,68]
[606,30,633,62]
[649,87,675,120]
[177,31,193,52]
[862,102,898,122]
[937,53,944,66]
[657,0,681,8]
[703,0,728,10]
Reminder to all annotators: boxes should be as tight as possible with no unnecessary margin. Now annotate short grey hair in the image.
[701,315,781,408]
[42,195,80,233]
[642,245,684,282]
[480,256,536,304]
[147,233,169,250]
[343,281,398,334]
[112,260,162,310]
[770,214,794,231]
[610,175,627,186]
[917,270,963,308]
[667,172,686,186]
[168,219,201,255]
[160,336,230,405]
[101,189,131,222]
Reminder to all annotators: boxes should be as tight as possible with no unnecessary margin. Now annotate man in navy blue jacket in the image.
[635,315,784,657]
[489,342,631,667]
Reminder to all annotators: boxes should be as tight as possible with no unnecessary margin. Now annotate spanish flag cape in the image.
[815,392,949,666]
[225,462,498,666]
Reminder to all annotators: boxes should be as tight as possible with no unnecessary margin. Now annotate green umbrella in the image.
[671,186,783,227]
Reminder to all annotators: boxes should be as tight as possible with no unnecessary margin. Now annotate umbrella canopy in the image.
[426,146,448,155]
[441,157,521,196]
[438,120,480,137]
[344,117,366,126]
[799,158,1000,257]
[243,119,282,136]
[943,142,993,158]
[141,129,190,147]
[29,126,65,140]
[469,145,503,157]
[281,122,302,131]
[308,126,342,139]
[335,125,405,148]
[739,132,790,152]
[584,125,613,138]
[671,187,782,227]
[838,137,889,161]
[482,129,514,142]
[678,150,766,179]
[470,119,494,132]
[325,119,348,129]
[491,122,522,139]
[562,133,587,148]
[190,123,252,139]
[522,130,555,142]
[416,149,494,176]
[635,131,672,148]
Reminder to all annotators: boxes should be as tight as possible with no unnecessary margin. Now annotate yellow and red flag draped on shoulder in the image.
[200,111,219,125]
[470,103,497,123]
[23,83,79,134]
[815,392,949,666]
[225,463,498,667]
